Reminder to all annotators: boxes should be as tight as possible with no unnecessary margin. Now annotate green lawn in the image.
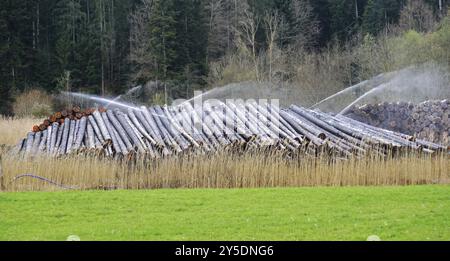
[0,185,449,241]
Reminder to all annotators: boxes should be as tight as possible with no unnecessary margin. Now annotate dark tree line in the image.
[0,0,448,114]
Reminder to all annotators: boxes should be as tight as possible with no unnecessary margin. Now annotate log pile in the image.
[14,102,448,158]
[345,100,449,145]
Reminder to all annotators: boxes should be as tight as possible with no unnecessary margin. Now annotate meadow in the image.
[0,185,448,240]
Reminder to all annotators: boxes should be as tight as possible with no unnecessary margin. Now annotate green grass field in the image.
[0,185,449,241]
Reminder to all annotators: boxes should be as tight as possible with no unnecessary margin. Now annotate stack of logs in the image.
[14,102,448,159]
[345,100,449,145]
[31,106,104,132]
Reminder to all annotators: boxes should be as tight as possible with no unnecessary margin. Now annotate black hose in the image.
[9,174,77,190]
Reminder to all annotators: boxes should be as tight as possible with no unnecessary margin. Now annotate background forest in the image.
[0,0,449,116]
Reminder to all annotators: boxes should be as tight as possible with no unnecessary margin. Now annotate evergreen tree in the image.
[362,0,385,35]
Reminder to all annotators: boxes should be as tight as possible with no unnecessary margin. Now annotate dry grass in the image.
[12,89,53,118]
[0,150,448,192]
[0,117,448,192]
[0,117,42,147]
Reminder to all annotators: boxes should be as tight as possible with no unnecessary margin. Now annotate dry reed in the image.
[0,117,448,192]
[0,117,43,146]
[0,149,448,192]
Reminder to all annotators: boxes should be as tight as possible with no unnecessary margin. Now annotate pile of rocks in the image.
[346,100,449,145]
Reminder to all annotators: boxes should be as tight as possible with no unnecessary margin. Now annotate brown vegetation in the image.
[1,117,449,192]
[1,149,448,192]
[12,89,54,118]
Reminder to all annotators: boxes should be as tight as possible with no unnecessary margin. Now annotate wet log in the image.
[101,112,123,154]
[93,110,112,142]
[88,115,105,145]
[72,117,87,152]
[163,106,200,148]
[124,113,147,152]
[115,110,146,153]
[141,106,166,144]
[127,108,157,145]
[49,123,59,154]
[106,110,133,152]
[182,102,218,148]
[66,119,76,153]
[25,132,35,154]
[58,119,71,154]
[54,122,65,153]
[279,110,324,146]
[31,131,42,154]
[38,130,48,152]
[86,121,96,149]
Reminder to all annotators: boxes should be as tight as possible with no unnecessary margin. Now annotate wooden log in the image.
[287,110,329,140]
[25,132,35,154]
[93,110,112,142]
[178,106,206,144]
[49,123,59,154]
[279,110,324,146]
[14,138,26,154]
[182,102,218,147]
[88,115,105,144]
[59,119,71,155]
[38,129,48,152]
[140,107,172,156]
[260,103,298,140]
[218,101,252,140]
[200,103,237,144]
[31,131,42,155]
[54,121,65,154]
[101,112,123,155]
[155,105,190,150]
[127,108,158,145]
[329,113,408,148]
[123,113,147,152]
[149,106,181,151]
[72,116,87,152]
[135,108,160,143]
[106,110,133,152]
[111,127,128,155]
[66,119,76,153]
[226,102,261,138]
[248,102,300,147]
[141,106,165,144]
[201,103,231,146]
[291,105,366,151]
[115,110,146,153]
[86,121,96,149]
[162,106,200,148]
[46,125,52,153]
[243,104,279,143]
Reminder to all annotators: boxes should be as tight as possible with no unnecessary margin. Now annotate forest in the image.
[0,0,449,115]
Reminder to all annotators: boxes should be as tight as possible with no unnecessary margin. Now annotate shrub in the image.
[12,89,54,118]
[31,104,53,118]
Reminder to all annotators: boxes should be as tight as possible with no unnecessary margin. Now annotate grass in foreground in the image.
[0,185,449,241]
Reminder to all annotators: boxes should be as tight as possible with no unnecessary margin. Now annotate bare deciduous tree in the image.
[285,0,319,49]
[264,10,283,82]
[399,0,436,33]
[237,6,260,81]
